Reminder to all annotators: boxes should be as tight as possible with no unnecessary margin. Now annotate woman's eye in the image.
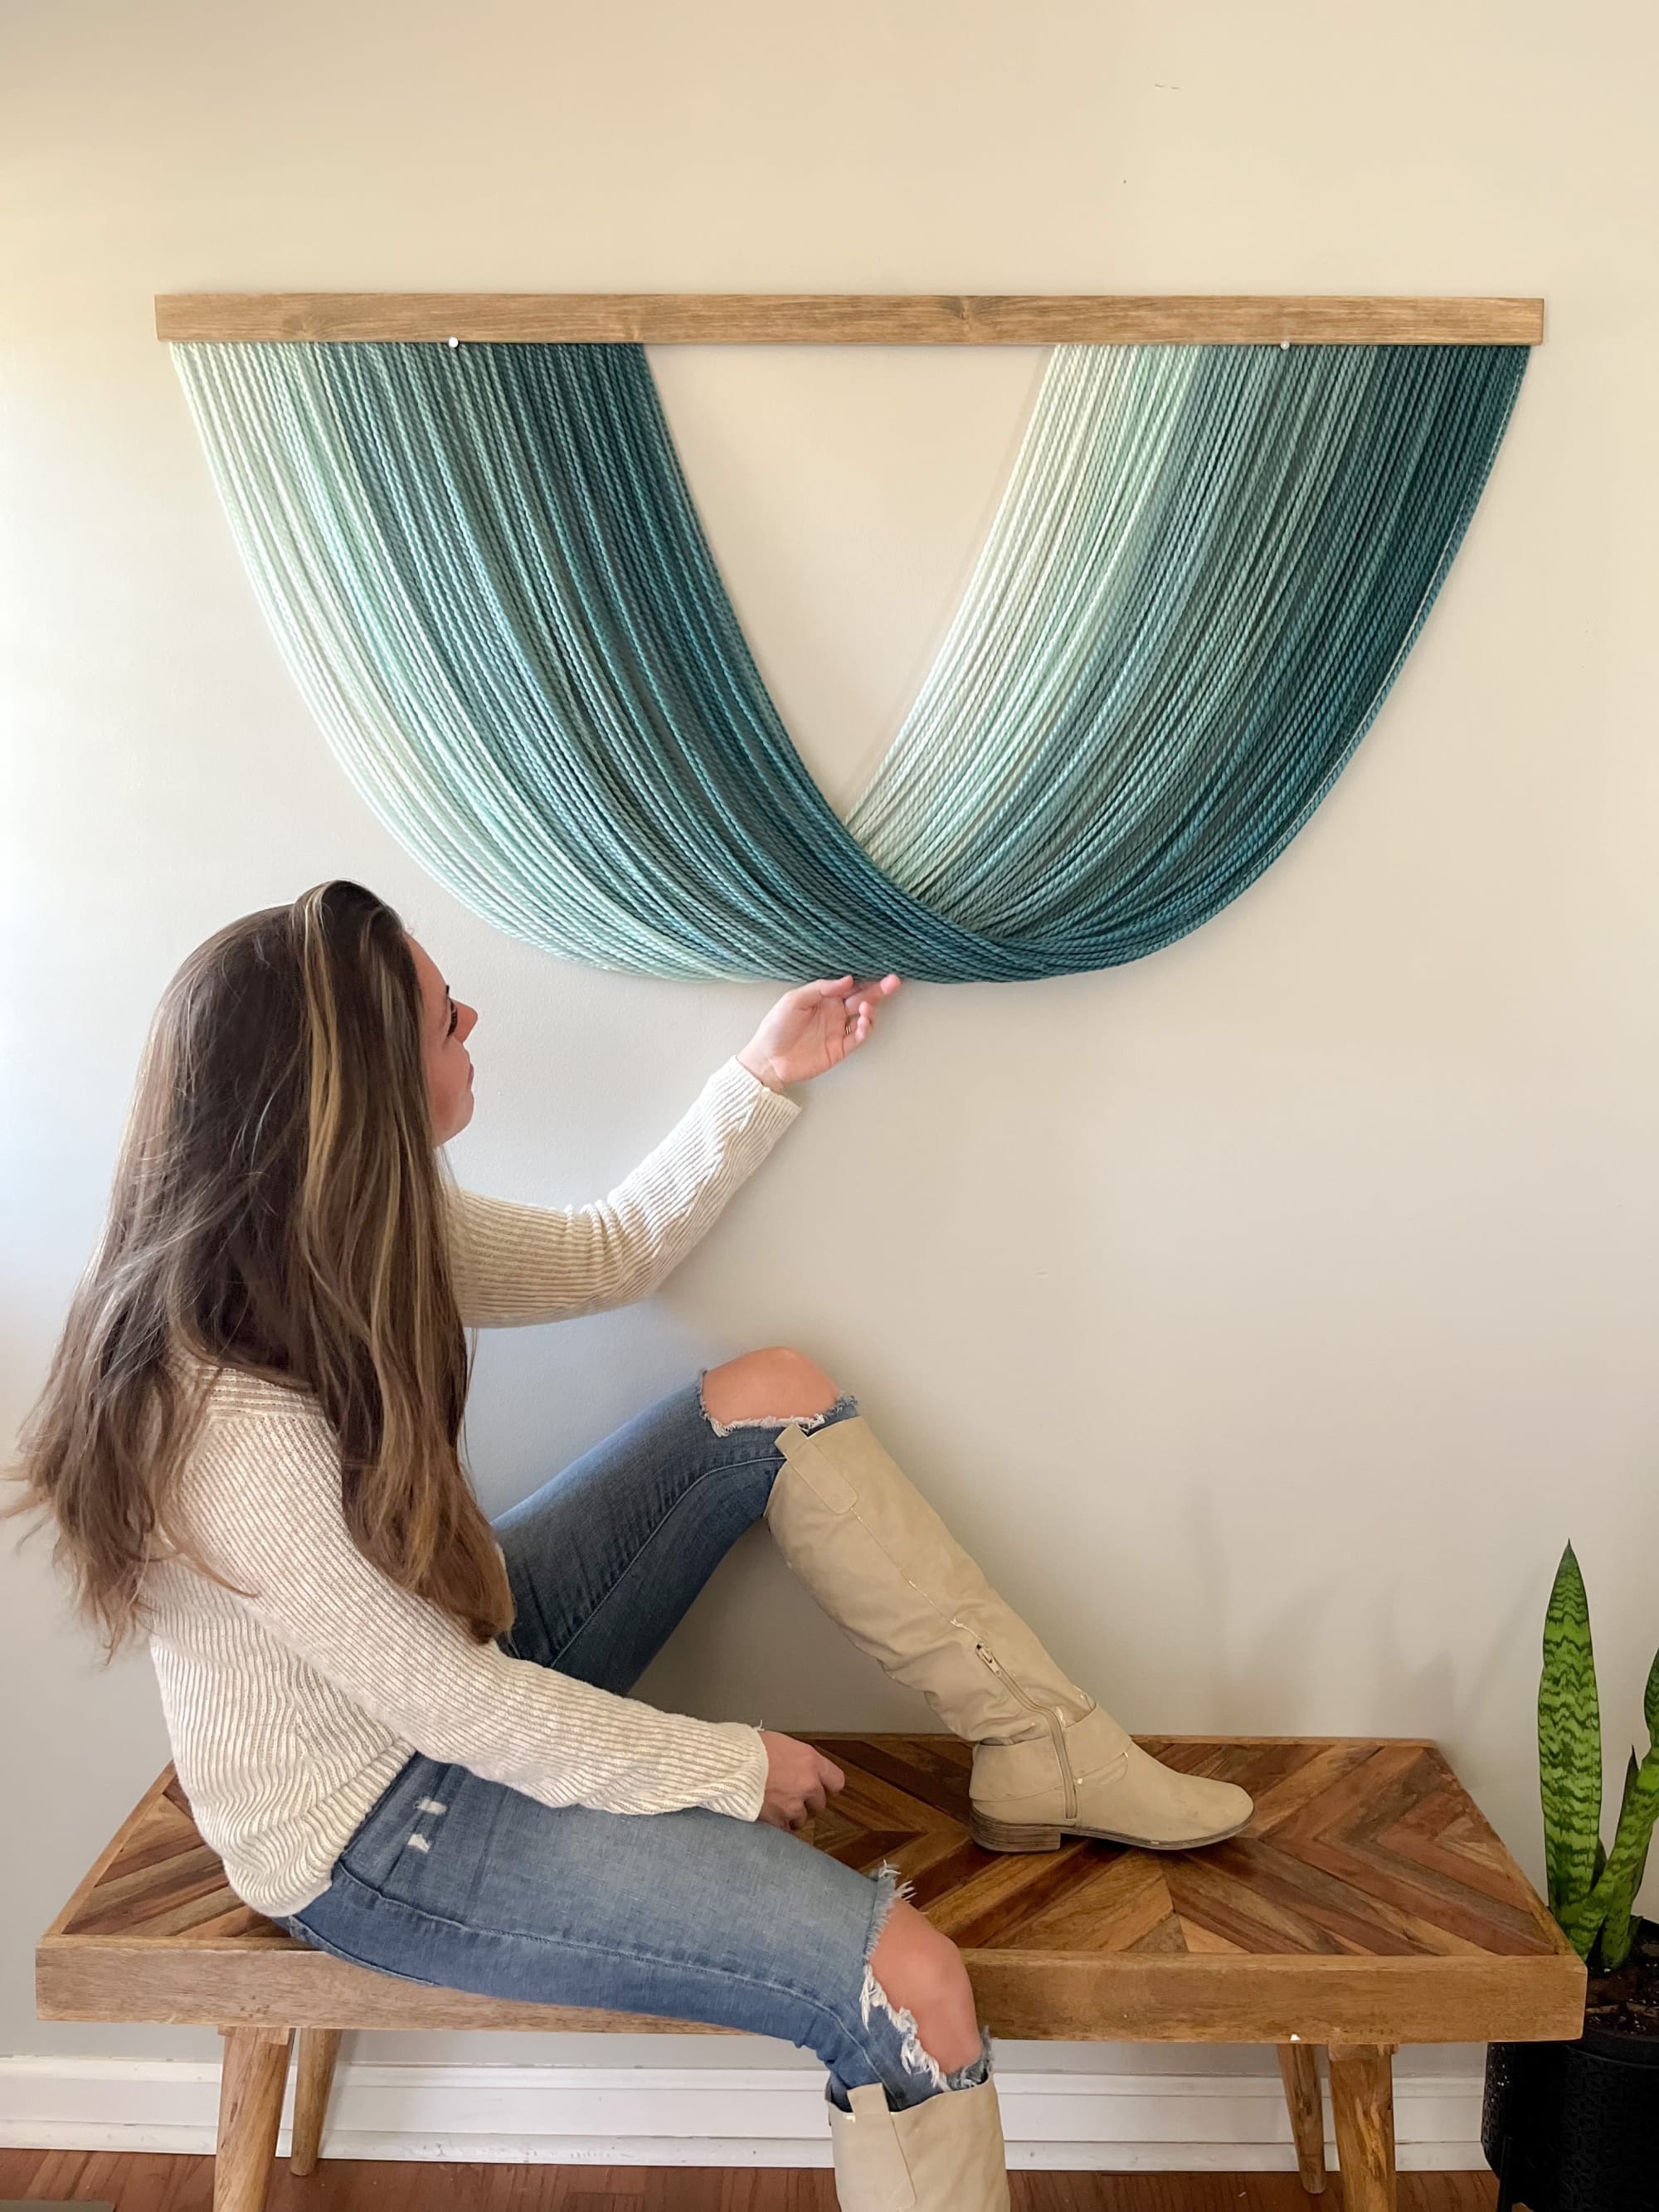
[447,1003,459,1037]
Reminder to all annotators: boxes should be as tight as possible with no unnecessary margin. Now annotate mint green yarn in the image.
[173,338,1526,981]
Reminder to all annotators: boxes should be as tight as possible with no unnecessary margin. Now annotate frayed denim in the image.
[284,1376,990,2112]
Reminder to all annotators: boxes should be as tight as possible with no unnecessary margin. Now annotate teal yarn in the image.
[173,338,1527,982]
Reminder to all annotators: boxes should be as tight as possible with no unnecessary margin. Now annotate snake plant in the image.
[1539,1543,1659,1971]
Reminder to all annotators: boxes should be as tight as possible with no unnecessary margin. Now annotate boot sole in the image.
[970,1808,1253,1854]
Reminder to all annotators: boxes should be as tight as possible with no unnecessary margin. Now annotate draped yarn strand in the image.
[173,337,1526,982]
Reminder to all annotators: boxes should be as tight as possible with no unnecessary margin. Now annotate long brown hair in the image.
[12,880,513,1652]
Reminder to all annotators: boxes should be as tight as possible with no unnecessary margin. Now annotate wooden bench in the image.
[36,1734,1584,2211]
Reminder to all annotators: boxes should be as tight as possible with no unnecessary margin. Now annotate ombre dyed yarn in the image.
[174,338,1525,980]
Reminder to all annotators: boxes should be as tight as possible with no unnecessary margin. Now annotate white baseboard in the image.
[0,2054,1487,2171]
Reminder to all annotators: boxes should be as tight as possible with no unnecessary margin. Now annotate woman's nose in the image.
[458,1002,479,1041]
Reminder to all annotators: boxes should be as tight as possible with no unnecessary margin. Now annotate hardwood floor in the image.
[0,2151,1501,2210]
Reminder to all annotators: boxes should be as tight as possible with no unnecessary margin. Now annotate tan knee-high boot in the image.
[766,1416,1252,1853]
[830,2077,1010,2211]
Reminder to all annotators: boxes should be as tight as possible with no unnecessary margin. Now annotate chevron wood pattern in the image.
[38,1738,1582,2047]
[806,1734,1564,1959]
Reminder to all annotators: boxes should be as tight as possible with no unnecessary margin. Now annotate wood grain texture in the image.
[287,2028,340,2178]
[212,2027,289,2212]
[40,1767,181,1940]
[36,1738,1584,2045]
[1274,2040,1326,2194]
[0,2148,1506,2208]
[1329,2044,1399,2212]
[153,293,1546,345]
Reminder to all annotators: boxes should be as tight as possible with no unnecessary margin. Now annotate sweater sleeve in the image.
[447,1056,802,1327]
[175,1404,771,1823]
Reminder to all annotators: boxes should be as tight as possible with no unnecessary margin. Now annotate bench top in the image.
[37,1733,1584,2045]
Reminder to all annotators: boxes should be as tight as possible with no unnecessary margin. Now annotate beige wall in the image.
[5,0,1657,2089]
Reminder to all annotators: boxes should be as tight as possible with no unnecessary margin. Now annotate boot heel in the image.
[970,1809,1065,1853]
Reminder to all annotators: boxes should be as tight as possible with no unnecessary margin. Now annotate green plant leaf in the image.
[1586,1746,1659,1972]
[1613,1748,1642,1835]
[1539,1544,1603,1916]
[1644,1644,1659,1751]
[1588,1751,1641,1970]
[1559,1890,1608,1963]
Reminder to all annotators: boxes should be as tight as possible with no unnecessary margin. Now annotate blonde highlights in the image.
[13,881,513,1651]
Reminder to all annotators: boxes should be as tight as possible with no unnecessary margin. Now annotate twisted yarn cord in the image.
[173,338,1526,982]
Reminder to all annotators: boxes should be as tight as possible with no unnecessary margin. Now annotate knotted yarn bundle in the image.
[173,337,1527,981]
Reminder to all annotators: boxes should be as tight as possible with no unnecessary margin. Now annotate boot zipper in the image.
[822,1498,1082,1826]
[967,1633,1077,1825]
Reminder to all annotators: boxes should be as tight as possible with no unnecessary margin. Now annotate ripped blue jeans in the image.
[280,1375,992,2112]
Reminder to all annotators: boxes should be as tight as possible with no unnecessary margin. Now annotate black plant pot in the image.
[1482,1921,1659,2212]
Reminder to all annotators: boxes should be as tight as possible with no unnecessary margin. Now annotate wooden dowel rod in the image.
[154,293,1545,346]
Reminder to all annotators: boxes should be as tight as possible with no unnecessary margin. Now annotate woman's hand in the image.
[756,1729,847,1830]
[737,974,902,1092]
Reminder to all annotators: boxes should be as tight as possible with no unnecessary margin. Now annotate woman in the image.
[17,879,1250,2210]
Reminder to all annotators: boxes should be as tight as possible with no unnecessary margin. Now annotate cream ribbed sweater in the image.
[143,1057,801,1917]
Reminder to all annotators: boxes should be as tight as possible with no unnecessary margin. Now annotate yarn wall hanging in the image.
[160,294,1540,982]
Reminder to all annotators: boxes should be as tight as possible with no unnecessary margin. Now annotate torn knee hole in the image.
[697,1371,859,1438]
[859,1862,990,2095]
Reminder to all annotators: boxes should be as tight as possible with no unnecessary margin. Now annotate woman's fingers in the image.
[839,1004,878,1053]
[776,1767,846,1829]
[794,975,854,1006]
[791,972,901,1008]
[850,977,898,1025]
[849,974,901,1009]
[758,1729,849,1830]
[834,974,900,1040]
[770,1787,846,1830]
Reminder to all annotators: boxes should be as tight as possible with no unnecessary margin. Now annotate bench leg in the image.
[1327,2042,1397,2212]
[289,2028,342,2176]
[215,2025,291,2212]
[1276,2040,1326,2194]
